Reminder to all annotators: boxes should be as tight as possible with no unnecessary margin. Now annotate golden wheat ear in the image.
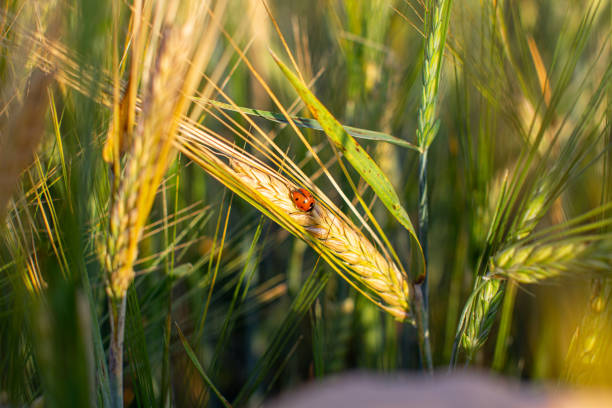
[177,122,412,320]
[231,158,411,320]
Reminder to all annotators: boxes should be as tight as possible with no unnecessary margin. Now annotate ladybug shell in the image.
[291,188,315,212]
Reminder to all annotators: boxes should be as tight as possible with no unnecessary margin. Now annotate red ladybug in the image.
[291,188,315,212]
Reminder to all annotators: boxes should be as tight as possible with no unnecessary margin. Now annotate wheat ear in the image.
[104,25,190,298]
[229,159,411,320]
[100,2,225,404]
[176,122,411,320]
[460,278,504,361]
[489,239,612,283]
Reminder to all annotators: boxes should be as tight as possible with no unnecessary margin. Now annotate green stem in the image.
[492,280,517,370]
[160,280,173,408]
[418,149,430,303]
[416,148,433,372]
[414,283,433,372]
[108,295,126,408]
[413,0,452,370]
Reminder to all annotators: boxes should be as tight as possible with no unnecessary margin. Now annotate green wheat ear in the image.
[460,278,504,361]
[490,240,612,283]
[416,0,453,150]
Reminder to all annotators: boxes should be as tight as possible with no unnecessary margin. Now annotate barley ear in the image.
[416,0,453,150]
[490,240,612,283]
[460,278,504,361]
[228,158,412,320]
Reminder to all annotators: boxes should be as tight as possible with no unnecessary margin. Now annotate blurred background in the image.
[1,0,611,406]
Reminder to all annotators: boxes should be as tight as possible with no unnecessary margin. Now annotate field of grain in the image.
[1,1,611,407]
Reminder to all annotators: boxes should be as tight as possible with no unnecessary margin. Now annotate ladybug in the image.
[291,188,315,212]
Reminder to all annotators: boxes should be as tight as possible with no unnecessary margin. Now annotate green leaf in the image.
[272,54,425,280]
[203,99,420,151]
[233,268,329,405]
[176,325,232,408]
[125,287,155,408]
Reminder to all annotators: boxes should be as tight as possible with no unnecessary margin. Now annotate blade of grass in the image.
[233,268,329,405]
[492,279,517,370]
[310,300,325,377]
[161,156,183,408]
[193,217,265,407]
[210,218,264,374]
[125,286,155,407]
[203,99,420,151]
[175,324,232,408]
[195,192,232,342]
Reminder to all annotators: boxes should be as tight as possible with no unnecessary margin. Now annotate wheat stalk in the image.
[459,217,612,361]
[457,207,612,363]
[100,20,190,408]
[414,0,454,371]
